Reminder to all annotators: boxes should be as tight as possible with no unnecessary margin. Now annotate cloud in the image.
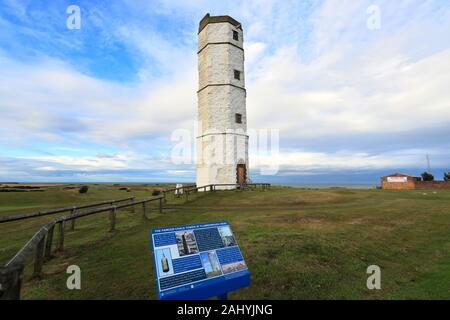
[0,53,197,146]
[0,0,449,182]
[246,0,450,134]
[252,148,450,176]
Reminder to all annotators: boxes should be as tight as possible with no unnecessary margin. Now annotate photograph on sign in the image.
[200,251,222,278]
[218,226,236,247]
[155,248,174,276]
[222,261,248,274]
[150,222,250,300]
[175,230,199,256]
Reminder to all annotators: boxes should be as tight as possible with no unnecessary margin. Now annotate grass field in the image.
[0,184,449,299]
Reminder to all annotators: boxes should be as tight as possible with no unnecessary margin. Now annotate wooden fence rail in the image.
[0,197,135,224]
[161,184,195,202]
[0,195,163,299]
[162,183,270,202]
[182,183,271,201]
[0,183,270,300]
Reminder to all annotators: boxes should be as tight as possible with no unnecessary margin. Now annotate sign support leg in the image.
[217,293,228,300]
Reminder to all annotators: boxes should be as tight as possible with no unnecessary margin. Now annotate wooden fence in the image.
[0,196,163,299]
[0,183,270,300]
[162,183,271,202]
[0,197,135,224]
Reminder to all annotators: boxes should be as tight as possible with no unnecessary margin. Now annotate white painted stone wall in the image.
[198,86,247,132]
[198,23,243,53]
[197,19,249,189]
[198,46,245,89]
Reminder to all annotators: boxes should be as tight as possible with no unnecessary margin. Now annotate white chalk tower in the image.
[196,14,249,189]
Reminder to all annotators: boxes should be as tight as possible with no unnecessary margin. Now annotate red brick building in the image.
[381,173,450,190]
[381,173,417,190]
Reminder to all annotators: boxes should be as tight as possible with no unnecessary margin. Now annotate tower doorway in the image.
[236,164,247,184]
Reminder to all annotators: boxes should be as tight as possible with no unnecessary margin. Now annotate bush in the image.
[79,185,89,194]
[152,189,161,196]
[444,172,450,181]
[421,172,434,182]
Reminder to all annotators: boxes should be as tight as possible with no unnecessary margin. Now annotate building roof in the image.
[198,13,242,33]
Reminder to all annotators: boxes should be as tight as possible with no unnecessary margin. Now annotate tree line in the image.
[420,171,450,182]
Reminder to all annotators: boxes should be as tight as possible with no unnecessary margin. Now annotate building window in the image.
[233,30,239,41]
[235,113,242,124]
[234,70,240,80]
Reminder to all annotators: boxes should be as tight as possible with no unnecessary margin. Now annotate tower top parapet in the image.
[198,13,242,33]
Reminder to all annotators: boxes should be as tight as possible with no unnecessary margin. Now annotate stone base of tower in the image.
[196,164,244,191]
[196,133,249,191]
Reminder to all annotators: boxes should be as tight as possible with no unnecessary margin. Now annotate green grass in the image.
[1,185,449,299]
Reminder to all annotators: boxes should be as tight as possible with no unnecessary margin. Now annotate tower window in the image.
[234,70,241,80]
[235,113,242,124]
[233,30,239,41]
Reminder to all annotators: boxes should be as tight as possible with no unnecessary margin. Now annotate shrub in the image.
[444,172,450,181]
[421,172,434,182]
[79,185,89,193]
[152,189,161,196]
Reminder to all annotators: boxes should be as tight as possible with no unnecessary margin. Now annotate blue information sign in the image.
[150,221,250,300]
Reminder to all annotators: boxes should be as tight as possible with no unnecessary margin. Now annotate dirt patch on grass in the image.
[347,218,370,225]
[264,214,336,230]
[42,260,74,277]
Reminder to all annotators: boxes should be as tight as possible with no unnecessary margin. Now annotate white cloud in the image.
[246,1,450,141]
[251,148,450,176]
[0,0,449,181]
[0,53,197,147]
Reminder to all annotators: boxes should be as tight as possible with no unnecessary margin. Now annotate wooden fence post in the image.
[142,202,147,219]
[58,221,65,252]
[44,225,55,259]
[110,206,117,231]
[159,198,163,214]
[163,192,167,203]
[0,265,23,300]
[33,237,45,277]
[70,207,76,231]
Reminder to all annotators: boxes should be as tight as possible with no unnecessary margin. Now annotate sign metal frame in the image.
[150,221,250,300]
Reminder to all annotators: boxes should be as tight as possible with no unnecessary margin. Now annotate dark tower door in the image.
[236,164,246,184]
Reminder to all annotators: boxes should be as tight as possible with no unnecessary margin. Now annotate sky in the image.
[0,0,449,184]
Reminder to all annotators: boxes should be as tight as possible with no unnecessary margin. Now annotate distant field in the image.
[0,185,449,299]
